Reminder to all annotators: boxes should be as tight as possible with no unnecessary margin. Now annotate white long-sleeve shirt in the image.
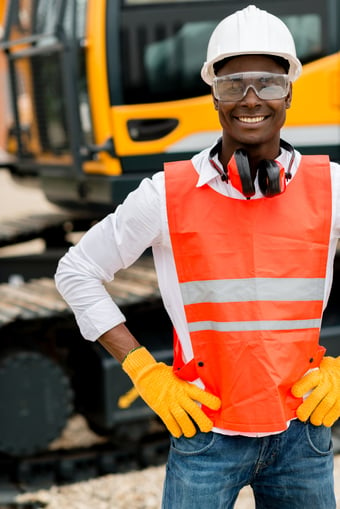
[55,143,340,435]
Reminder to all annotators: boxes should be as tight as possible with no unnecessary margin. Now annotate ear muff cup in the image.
[258,159,286,197]
[230,149,255,197]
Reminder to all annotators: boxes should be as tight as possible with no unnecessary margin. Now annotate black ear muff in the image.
[228,149,255,198]
[258,159,286,197]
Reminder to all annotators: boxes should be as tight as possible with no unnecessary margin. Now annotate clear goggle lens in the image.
[213,72,290,102]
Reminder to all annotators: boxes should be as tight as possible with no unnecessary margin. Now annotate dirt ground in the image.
[0,164,58,219]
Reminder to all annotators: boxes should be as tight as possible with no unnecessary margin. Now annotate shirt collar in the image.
[196,138,223,187]
[195,137,298,188]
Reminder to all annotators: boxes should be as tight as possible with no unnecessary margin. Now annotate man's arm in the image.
[98,323,141,363]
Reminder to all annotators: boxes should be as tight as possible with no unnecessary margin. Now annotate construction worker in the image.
[55,5,340,508]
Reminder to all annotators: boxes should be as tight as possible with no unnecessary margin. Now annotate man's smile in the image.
[236,115,267,124]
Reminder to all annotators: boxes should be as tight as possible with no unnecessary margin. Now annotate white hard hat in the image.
[201,5,302,85]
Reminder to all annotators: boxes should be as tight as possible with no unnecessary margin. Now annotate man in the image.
[55,5,340,508]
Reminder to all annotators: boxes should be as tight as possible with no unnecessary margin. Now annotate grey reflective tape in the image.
[180,278,325,305]
[188,318,322,333]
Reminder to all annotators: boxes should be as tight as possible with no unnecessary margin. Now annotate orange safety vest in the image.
[164,155,331,433]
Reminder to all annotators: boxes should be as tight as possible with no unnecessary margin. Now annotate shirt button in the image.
[309,358,314,363]
[198,361,204,367]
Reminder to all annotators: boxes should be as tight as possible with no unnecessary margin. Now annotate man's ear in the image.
[212,88,218,110]
[285,83,293,109]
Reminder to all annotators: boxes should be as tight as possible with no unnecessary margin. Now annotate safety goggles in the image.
[212,72,290,102]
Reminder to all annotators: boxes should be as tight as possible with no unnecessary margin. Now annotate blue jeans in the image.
[162,420,335,509]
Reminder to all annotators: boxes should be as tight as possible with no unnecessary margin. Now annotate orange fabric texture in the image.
[165,155,331,432]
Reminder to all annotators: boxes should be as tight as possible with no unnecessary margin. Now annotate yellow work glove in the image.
[122,346,221,438]
[292,356,340,427]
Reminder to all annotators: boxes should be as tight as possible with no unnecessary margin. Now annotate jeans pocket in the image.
[170,431,216,456]
[306,422,333,455]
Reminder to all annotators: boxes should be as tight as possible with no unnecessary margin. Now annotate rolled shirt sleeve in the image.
[55,173,165,341]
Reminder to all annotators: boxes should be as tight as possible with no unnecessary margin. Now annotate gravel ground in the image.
[15,417,340,509]
[15,453,340,509]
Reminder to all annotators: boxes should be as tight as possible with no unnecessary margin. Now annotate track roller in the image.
[0,351,73,456]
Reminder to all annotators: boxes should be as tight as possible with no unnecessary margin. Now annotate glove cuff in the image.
[122,346,156,378]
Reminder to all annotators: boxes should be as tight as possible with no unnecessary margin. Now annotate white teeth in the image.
[238,116,265,123]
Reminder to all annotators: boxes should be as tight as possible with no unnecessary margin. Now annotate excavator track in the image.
[0,211,101,249]
[0,212,170,506]
[0,210,160,326]
[0,210,170,462]
[0,424,170,507]
[0,256,159,327]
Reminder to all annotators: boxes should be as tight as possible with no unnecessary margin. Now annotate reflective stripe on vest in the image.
[165,155,331,433]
